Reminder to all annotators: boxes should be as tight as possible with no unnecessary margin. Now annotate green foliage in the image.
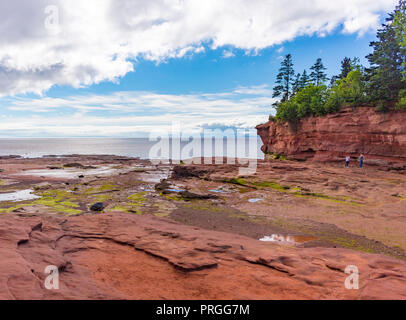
[275,71,367,122]
[270,2,405,122]
[394,0,406,80]
[331,70,366,106]
[295,85,328,117]
[276,85,328,121]
[396,90,406,110]
[275,98,299,122]
[376,101,390,113]
[366,2,406,101]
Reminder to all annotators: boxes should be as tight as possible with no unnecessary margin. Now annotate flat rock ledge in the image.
[1,212,405,300]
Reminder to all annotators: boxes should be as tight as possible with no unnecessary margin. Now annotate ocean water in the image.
[0,138,264,159]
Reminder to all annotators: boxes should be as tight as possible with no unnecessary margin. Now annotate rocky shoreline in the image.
[0,155,406,299]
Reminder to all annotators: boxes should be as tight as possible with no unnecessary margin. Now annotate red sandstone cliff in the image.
[256,106,406,165]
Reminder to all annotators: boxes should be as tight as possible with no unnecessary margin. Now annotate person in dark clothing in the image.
[359,154,364,168]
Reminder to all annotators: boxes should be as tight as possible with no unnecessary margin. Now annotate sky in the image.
[0,0,399,137]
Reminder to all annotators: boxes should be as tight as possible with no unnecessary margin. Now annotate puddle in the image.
[167,188,185,193]
[140,186,154,192]
[210,189,230,194]
[15,165,132,179]
[136,168,171,183]
[209,186,234,194]
[259,234,318,245]
[0,189,40,202]
[248,198,264,203]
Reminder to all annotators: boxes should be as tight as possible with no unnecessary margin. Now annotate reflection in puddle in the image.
[0,189,40,202]
[209,186,234,194]
[248,198,263,203]
[136,168,171,183]
[16,165,126,179]
[167,188,185,193]
[260,234,317,245]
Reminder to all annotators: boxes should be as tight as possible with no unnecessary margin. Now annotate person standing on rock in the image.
[359,154,364,168]
[345,156,350,167]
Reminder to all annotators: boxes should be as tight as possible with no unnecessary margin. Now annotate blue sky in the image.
[0,0,398,137]
[46,33,375,97]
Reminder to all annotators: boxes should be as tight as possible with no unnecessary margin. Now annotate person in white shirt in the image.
[345,156,350,167]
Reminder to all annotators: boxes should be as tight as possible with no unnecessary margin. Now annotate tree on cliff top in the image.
[310,58,328,86]
[394,0,406,79]
[330,57,352,87]
[300,70,310,88]
[339,57,353,80]
[393,0,406,109]
[273,54,295,102]
[366,0,406,103]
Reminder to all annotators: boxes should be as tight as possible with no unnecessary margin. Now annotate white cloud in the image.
[222,50,235,59]
[0,0,397,96]
[0,85,275,137]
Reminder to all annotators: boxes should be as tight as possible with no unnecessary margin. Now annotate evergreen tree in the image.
[273,54,295,102]
[394,0,406,80]
[292,73,302,95]
[330,76,339,87]
[310,58,328,86]
[366,1,406,101]
[339,57,352,79]
[299,70,309,89]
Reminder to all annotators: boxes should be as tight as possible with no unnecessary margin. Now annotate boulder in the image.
[90,202,105,212]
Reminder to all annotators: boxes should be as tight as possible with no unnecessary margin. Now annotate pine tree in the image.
[299,70,309,89]
[366,1,406,101]
[310,58,328,86]
[339,57,352,79]
[292,73,302,95]
[394,0,406,80]
[273,54,295,102]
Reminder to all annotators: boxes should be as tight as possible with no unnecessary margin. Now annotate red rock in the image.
[0,212,405,300]
[256,107,406,165]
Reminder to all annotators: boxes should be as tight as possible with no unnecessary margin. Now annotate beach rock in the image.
[64,163,97,169]
[256,106,406,165]
[0,212,405,300]
[155,179,171,192]
[33,182,52,191]
[90,202,105,212]
[178,190,218,200]
[172,166,212,179]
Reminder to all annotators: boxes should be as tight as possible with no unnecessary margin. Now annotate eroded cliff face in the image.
[256,106,406,165]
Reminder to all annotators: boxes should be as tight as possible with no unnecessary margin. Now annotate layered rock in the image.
[1,212,406,300]
[256,107,406,165]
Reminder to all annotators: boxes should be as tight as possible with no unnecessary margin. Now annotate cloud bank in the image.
[0,0,397,96]
[0,85,275,137]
